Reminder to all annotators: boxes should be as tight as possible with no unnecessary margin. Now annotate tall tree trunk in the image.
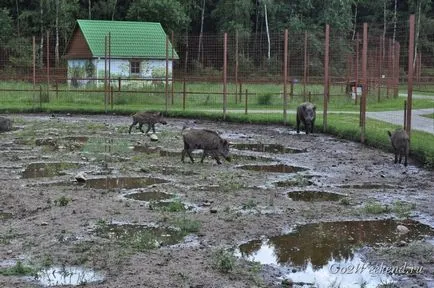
[40,0,44,68]
[254,0,259,57]
[111,0,117,20]
[184,32,189,74]
[382,0,387,65]
[197,0,205,62]
[392,0,397,43]
[414,2,421,69]
[55,0,60,66]
[352,3,358,41]
[88,0,91,19]
[264,1,270,60]
[15,0,20,36]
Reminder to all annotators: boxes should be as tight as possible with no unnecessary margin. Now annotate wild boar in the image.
[387,128,410,166]
[128,111,167,134]
[296,102,316,134]
[181,127,231,164]
[0,116,12,132]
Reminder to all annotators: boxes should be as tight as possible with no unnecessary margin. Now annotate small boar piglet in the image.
[387,128,410,166]
[0,116,12,132]
[128,111,167,134]
[296,102,316,134]
[181,128,231,164]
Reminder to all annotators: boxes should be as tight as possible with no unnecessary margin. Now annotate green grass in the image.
[1,80,433,168]
[421,113,434,119]
[0,261,36,276]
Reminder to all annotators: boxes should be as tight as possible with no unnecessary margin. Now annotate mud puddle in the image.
[34,266,104,287]
[132,145,160,153]
[236,219,434,287]
[78,177,169,189]
[124,191,174,201]
[22,162,81,178]
[232,143,306,154]
[287,190,345,201]
[94,223,187,247]
[237,164,308,173]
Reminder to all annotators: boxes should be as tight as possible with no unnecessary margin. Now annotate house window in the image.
[130,60,140,74]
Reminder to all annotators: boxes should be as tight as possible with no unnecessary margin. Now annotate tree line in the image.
[0,0,433,68]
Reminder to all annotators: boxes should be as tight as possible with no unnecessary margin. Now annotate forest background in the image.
[1,0,433,68]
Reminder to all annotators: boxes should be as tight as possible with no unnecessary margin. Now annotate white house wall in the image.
[67,59,173,88]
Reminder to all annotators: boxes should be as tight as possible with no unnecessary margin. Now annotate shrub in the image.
[257,93,273,105]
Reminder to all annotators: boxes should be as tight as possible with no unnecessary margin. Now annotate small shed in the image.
[64,20,179,87]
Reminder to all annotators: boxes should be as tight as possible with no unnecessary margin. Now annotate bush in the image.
[257,93,273,105]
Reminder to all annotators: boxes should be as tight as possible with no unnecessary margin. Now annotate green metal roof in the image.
[77,20,179,59]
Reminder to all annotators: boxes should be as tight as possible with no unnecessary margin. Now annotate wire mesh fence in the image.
[0,17,433,158]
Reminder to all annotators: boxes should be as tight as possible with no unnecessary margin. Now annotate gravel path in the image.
[367,108,434,134]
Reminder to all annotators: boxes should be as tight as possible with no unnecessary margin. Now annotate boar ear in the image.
[312,105,316,111]
[387,131,392,137]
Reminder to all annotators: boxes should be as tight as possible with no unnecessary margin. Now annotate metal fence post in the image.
[283,29,288,125]
[323,24,330,132]
[406,14,415,138]
[223,33,227,120]
[360,23,368,144]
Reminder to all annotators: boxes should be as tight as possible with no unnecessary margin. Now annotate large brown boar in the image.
[296,102,316,134]
[387,128,410,166]
[128,111,167,134]
[181,127,231,164]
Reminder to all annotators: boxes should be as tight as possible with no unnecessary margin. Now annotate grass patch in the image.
[149,199,186,212]
[0,261,36,276]
[421,113,434,119]
[212,248,237,273]
[363,200,391,214]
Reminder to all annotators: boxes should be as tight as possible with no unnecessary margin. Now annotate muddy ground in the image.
[0,113,433,288]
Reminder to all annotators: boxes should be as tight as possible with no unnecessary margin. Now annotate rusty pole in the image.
[283,29,288,125]
[355,33,359,105]
[235,30,239,104]
[183,78,186,111]
[303,31,308,101]
[33,36,36,108]
[104,35,107,113]
[171,31,175,105]
[223,33,227,120]
[323,24,330,132]
[406,14,415,137]
[107,32,113,110]
[165,35,169,112]
[360,23,368,144]
[46,31,50,87]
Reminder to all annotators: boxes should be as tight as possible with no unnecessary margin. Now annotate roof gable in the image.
[75,20,179,59]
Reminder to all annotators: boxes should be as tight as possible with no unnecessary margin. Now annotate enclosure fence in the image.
[0,15,433,156]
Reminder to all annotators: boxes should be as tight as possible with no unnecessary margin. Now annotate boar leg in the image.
[128,120,138,134]
[137,123,145,133]
[145,123,152,134]
[394,152,398,164]
[181,149,194,163]
[213,156,222,164]
[296,118,301,134]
